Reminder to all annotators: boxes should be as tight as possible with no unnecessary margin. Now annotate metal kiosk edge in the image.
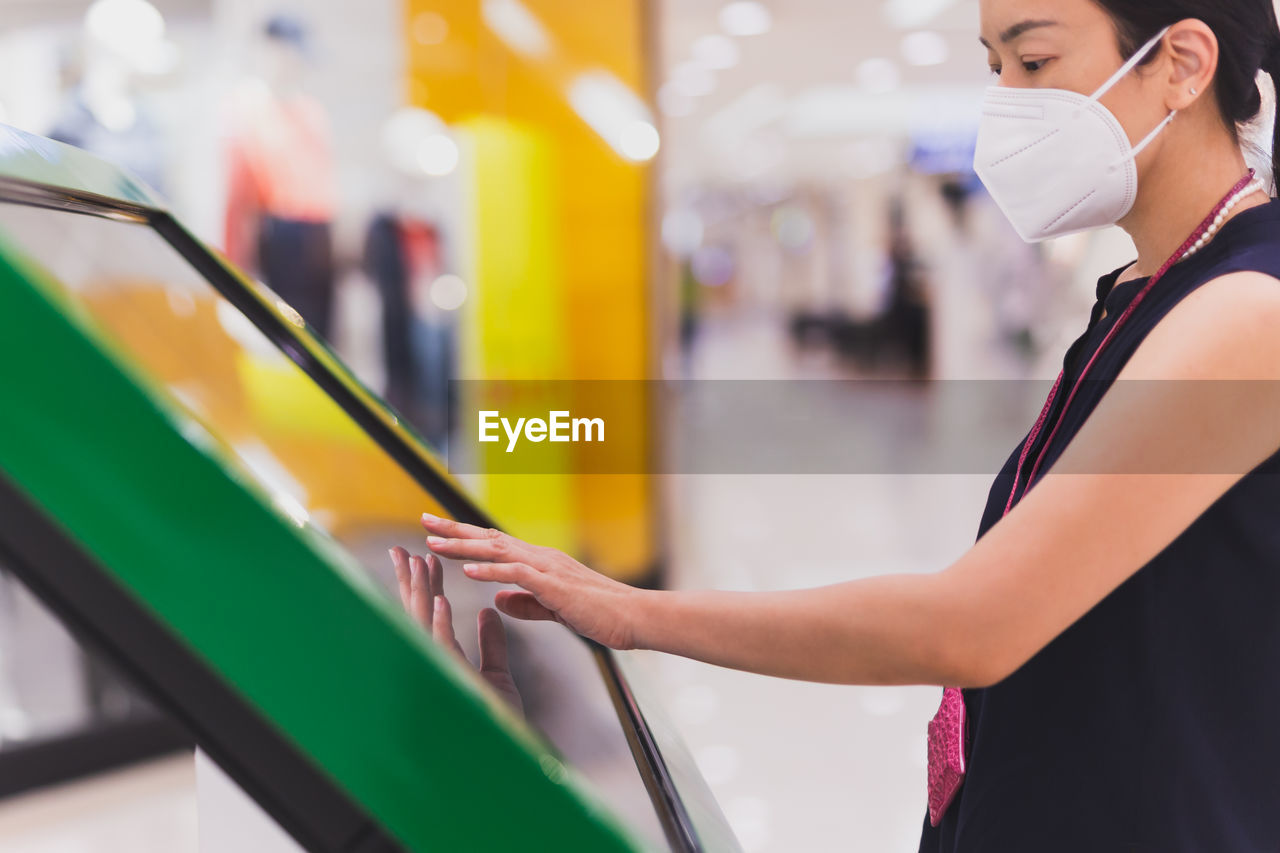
[0,125,705,853]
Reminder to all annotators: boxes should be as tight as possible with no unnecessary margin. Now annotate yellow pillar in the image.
[404,0,658,581]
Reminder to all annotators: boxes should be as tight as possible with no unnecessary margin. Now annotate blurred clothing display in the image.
[223,16,336,338]
[223,86,335,233]
[256,215,335,340]
[363,211,455,448]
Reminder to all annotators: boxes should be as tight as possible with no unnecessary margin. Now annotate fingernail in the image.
[422,512,438,523]
[427,536,446,547]
[434,595,444,612]
[463,563,479,575]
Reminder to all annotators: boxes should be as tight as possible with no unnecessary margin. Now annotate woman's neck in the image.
[1119,136,1269,280]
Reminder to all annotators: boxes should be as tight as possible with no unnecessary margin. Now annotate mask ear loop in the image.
[1086,24,1174,106]
[1082,24,1178,169]
[1121,109,1178,160]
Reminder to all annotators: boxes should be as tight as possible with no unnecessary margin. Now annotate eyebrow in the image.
[978,19,1060,50]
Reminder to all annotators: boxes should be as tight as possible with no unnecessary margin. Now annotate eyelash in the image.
[989,58,1051,77]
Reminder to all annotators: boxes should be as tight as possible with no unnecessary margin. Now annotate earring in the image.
[1190,87,1198,95]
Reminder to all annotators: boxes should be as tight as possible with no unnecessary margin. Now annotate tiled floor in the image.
[639,311,995,851]
[0,754,196,853]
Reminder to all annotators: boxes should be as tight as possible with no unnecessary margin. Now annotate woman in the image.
[398,1,1280,849]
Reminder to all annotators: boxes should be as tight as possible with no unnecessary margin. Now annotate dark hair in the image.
[1091,0,1280,192]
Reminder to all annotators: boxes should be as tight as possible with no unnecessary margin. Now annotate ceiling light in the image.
[383,107,457,176]
[857,57,901,94]
[412,11,449,46]
[719,1,772,37]
[568,70,661,162]
[85,0,165,50]
[84,0,177,73]
[693,34,740,70]
[429,274,468,311]
[901,30,948,66]
[669,61,716,97]
[620,121,661,161]
[481,0,551,59]
[883,0,959,30]
[417,133,459,176]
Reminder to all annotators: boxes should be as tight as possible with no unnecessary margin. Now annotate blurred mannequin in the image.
[49,1,171,191]
[224,14,337,338]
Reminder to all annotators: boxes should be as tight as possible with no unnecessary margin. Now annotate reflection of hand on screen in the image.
[419,514,641,652]
[388,546,524,716]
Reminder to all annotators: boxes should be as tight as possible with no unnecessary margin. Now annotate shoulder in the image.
[1121,269,1280,381]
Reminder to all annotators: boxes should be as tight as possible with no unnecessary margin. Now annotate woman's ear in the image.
[1163,19,1218,111]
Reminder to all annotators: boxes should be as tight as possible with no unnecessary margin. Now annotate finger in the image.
[426,552,444,601]
[461,561,543,591]
[433,594,464,657]
[409,555,433,630]
[494,589,559,623]
[421,517,542,561]
[389,547,411,611]
[477,608,511,674]
[427,536,540,564]
[420,512,494,539]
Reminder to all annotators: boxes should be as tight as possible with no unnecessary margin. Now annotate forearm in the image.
[631,573,977,687]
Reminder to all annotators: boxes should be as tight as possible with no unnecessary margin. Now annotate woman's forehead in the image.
[979,0,1103,42]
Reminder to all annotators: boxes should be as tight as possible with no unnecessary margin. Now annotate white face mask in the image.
[974,25,1175,243]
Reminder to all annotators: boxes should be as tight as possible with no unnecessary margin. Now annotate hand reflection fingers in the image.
[426,552,445,601]
[494,589,559,623]
[409,555,434,630]
[477,608,511,674]
[389,547,411,611]
[433,594,465,657]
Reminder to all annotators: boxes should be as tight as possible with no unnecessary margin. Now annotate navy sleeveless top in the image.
[918,198,1280,852]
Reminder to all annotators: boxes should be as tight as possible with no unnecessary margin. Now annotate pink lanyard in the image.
[1002,170,1256,514]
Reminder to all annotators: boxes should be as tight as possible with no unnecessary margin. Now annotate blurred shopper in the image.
[364,106,464,448]
[223,14,337,339]
[676,258,704,377]
[883,199,931,376]
[363,210,456,447]
[414,3,1280,851]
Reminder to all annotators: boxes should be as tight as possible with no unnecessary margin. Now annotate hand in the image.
[420,514,643,651]
[388,546,523,715]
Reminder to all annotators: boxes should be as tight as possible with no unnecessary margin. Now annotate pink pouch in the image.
[926,686,966,826]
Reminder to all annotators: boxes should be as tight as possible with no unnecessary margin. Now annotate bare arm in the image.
[424,271,1280,688]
